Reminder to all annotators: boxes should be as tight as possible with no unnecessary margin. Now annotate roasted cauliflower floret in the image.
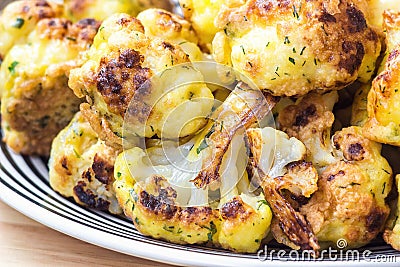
[0,17,101,155]
[0,0,62,65]
[301,126,392,249]
[363,10,400,146]
[212,0,381,96]
[49,112,122,214]
[114,136,272,252]
[384,174,400,251]
[246,127,319,251]
[278,91,338,169]
[68,13,214,149]
[63,0,172,22]
[114,85,276,252]
[137,9,203,61]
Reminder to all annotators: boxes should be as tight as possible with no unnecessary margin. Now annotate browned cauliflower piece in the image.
[246,126,320,251]
[212,0,381,97]
[0,17,101,155]
[68,13,214,149]
[363,10,400,146]
[49,112,122,214]
[301,126,393,249]
[278,91,338,169]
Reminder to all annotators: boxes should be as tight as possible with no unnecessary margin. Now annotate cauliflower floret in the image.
[68,13,214,149]
[0,17,100,155]
[301,126,393,249]
[0,0,62,65]
[114,136,272,252]
[278,91,339,170]
[384,175,400,251]
[49,112,122,214]
[246,127,319,251]
[137,9,203,61]
[114,85,275,253]
[63,0,172,22]
[363,10,400,146]
[212,0,381,96]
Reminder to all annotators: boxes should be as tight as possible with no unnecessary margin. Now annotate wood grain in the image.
[0,200,175,266]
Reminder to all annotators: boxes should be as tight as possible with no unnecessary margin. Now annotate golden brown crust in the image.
[213,0,380,96]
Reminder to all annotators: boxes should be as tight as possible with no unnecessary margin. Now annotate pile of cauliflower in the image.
[1,0,400,255]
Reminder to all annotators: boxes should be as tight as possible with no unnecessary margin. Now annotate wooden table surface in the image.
[0,200,174,266]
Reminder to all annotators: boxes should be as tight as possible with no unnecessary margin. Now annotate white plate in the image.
[1,138,400,266]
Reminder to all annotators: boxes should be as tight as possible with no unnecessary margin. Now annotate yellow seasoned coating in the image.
[137,8,203,61]
[212,0,381,97]
[0,0,62,65]
[68,13,214,149]
[301,126,392,249]
[0,17,101,155]
[49,112,122,214]
[63,0,173,22]
[364,10,400,146]
[383,175,400,251]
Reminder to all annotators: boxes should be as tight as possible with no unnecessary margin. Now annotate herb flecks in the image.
[12,18,25,29]
[8,61,19,75]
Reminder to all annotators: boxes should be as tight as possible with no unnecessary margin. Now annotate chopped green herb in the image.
[135,217,140,225]
[66,36,76,41]
[382,168,390,175]
[288,57,295,65]
[178,41,188,45]
[12,18,25,29]
[240,45,246,55]
[117,172,122,178]
[73,148,81,158]
[150,125,154,132]
[382,182,386,194]
[266,41,270,47]
[314,58,318,65]
[248,61,253,67]
[257,199,268,210]
[8,61,19,75]
[73,129,83,136]
[293,5,300,20]
[302,60,306,66]
[300,46,306,55]
[202,221,217,242]
[255,239,260,243]
[292,47,296,53]
[284,36,290,44]
[196,139,208,154]
[163,225,174,232]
